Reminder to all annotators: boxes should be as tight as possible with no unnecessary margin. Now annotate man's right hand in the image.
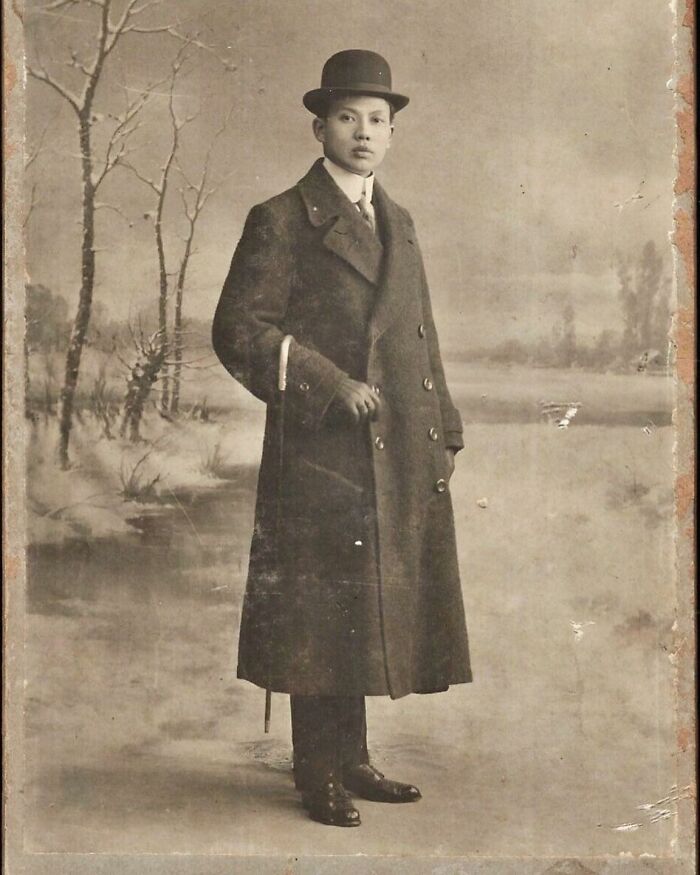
[331,377,382,423]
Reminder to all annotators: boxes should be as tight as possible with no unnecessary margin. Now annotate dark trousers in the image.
[290,695,370,790]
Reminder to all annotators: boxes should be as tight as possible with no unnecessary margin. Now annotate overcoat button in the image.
[371,383,381,395]
[423,377,433,391]
[418,323,426,338]
[428,427,439,441]
[374,436,385,450]
[435,478,447,493]
[299,381,310,392]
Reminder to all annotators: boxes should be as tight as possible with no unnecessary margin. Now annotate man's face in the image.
[313,95,393,176]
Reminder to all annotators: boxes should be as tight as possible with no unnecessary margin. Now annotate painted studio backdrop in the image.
[22,0,684,860]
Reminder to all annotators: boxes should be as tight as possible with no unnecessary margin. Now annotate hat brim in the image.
[303,86,409,116]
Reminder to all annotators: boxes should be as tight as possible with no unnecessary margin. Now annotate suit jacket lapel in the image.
[297,160,383,286]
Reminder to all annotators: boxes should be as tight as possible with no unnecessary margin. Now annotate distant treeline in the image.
[461,327,630,372]
[26,285,211,357]
[456,240,671,373]
[27,240,671,375]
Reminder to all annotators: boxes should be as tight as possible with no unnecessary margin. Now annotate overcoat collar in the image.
[297,159,416,341]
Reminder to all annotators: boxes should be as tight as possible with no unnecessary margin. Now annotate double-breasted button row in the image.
[435,478,448,493]
[374,436,385,450]
[428,427,439,441]
[299,381,310,392]
[423,377,433,391]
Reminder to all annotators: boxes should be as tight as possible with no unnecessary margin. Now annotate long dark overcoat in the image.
[212,158,472,699]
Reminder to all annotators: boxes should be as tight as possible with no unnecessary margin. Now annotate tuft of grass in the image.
[199,440,230,478]
[188,396,212,423]
[88,369,120,440]
[605,465,652,511]
[119,449,162,502]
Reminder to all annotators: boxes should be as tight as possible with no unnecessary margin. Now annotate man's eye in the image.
[340,114,353,121]
[371,117,385,124]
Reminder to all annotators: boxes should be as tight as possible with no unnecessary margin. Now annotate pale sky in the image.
[25,0,676,351]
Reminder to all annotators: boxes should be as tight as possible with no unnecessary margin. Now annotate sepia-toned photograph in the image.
[3,0,695,872]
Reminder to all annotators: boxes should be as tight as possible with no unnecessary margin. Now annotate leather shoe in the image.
[343,764,421,803]
[300,778,361,827]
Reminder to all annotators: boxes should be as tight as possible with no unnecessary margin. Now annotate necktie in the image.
[357,190,376,234]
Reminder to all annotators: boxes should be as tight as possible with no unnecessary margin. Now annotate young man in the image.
[212,49,472,827]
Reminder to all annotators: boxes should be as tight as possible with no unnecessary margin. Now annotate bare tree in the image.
[122,47,196,413]
[119,321,165,442]
[26,0,234,467]
[118,318,210,441]
[558,301,577,368]
[169,115,230,414]
[616,240,668,362]
[23,115,55,229]
[24,122,49,412]
[635,241,666,352]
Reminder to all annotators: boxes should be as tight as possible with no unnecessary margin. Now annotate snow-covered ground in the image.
[26,364,672,545]
[26,408,265,545]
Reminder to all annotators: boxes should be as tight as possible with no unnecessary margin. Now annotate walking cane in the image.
[264,334,293,734]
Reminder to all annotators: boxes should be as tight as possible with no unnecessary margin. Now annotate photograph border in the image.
[3,0,695,872]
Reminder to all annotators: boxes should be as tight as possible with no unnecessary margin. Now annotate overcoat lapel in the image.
[370,180,417,341]
[297,160,383,286]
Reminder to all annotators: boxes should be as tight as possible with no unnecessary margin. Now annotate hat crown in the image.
[320,50,392,92]
[302,49,409,115]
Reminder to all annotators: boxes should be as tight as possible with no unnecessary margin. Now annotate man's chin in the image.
[344,157,377,176]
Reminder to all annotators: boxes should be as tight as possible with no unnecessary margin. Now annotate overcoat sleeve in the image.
[418,255,465,454]
[212,202,348,427]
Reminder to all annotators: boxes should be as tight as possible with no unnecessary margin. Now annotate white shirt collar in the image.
[322,157,374,204]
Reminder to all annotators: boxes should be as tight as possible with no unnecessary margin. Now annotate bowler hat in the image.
[303,50,409,116]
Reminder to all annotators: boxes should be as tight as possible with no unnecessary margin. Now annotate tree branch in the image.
[93,44,190,190]
[25,114,55,170]
[80,0,111,101]
[39,0,104,9]
[130,0,163,15]
[119,45,191,197]
[104,0,167,55]
[95,201,134,225]
[41,0,80,9]
[176,104,232,224]
[66,49,92,77]
[120,160,159,193]
[119,24,236,71]
[92,77,170,190]
[24,182,41,228]
[26,64,81,114]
